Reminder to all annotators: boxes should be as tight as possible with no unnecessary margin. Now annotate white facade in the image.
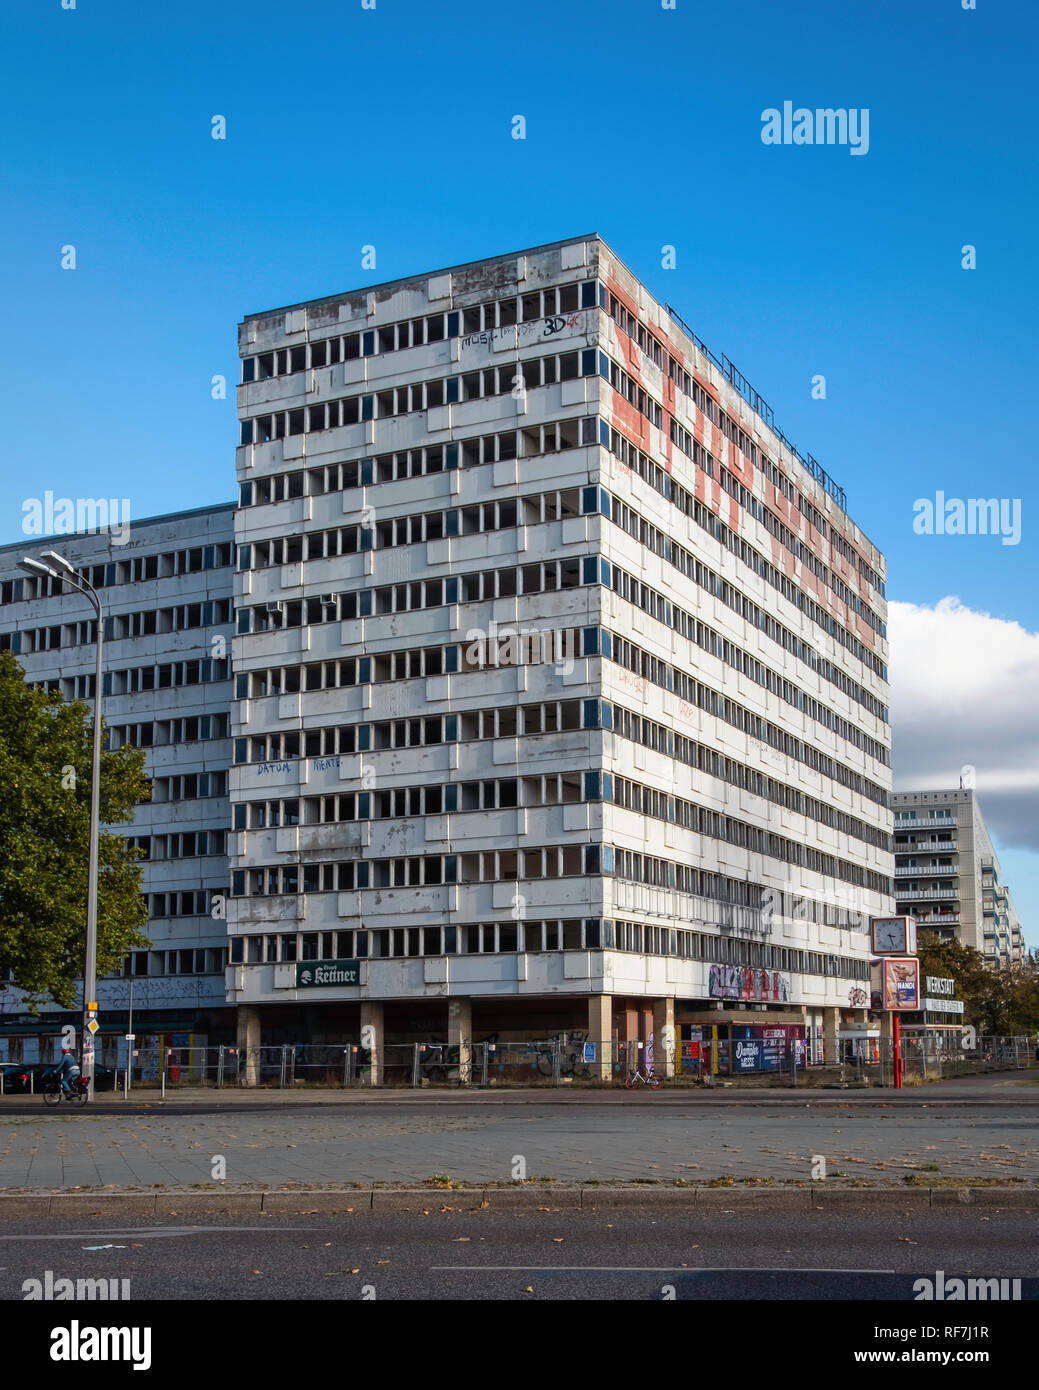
[0,507,236,1052]
[226,236,893,1042]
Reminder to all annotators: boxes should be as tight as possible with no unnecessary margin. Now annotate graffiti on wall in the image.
[708,964,791,1003]
[460,311,586,354]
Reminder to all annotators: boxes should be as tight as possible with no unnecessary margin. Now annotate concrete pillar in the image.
[588,994,613,1083]
[236,1006,260,1087]
[652,997,676,1078]
[360,1001,384,1087]
[448,997,472,1086]
[822,1007,840,1066]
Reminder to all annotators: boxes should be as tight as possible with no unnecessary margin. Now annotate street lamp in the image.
[19,551,104,1097]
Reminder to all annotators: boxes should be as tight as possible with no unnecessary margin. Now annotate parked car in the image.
[0,1062,52,1094]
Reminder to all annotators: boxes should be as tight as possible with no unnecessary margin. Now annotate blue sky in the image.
[2,0,1036,945]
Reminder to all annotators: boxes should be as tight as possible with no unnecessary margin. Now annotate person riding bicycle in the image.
[56,1047,82,1095]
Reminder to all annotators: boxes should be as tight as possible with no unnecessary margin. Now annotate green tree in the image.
[0,651,151,1010]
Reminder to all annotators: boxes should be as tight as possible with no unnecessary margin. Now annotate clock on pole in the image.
[870,915,917,956]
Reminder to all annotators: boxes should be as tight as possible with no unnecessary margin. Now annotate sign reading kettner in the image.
[296,960,360,988]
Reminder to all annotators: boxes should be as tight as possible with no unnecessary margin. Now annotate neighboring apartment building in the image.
[891,787,1023,966]
[0,506,237,1069]
[228,234,893,1070]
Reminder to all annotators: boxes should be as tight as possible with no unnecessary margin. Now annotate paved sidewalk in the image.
[11,1071,1031,1108]
[1,1084,1036,1190]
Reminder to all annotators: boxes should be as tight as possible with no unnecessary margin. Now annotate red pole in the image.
[893,1013,902,1088]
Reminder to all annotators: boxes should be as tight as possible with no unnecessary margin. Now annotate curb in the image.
[1,1185,1036,1217]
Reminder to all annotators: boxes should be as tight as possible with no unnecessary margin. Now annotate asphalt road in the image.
[2,1206,1038,1301]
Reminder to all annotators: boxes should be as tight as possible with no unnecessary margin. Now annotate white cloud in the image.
[888,597,1039,852]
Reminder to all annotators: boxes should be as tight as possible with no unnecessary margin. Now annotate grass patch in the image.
[904,1174,1027,1188]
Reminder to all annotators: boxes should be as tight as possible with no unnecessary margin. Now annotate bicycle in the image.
[42,1075,89,1107]
[624,1065,662,1090]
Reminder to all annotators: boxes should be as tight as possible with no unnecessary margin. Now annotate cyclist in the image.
[56,1046,82,1096]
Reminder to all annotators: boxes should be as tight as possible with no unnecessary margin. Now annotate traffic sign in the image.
[87,1019,99,1034]
[87,1002,98,1012]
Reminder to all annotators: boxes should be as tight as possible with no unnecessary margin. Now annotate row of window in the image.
[129,830,227,861]
[240,495,883,750]
[235,610,881,773]
[3,544,234,607]
[609,624,890,767]
[242,557,585,635]
[234,773,585,829]
[107,713,231,751]
[238,484,583,571]
[16,600,234,657]
[605,426,886,679]
[238,419,592,509]
[240,282,597,382]
[227,915,867,978]
[239,348,597,445]
[611,842,888,898]
[233,660,888,826]
[611,775,885,892]
[230,835,887,901]
[609,549,886,722]
[146,889,226,918]
[614,700,889,839]
[104,657,230,697]
[151,771,228,803]
[121,948,227,977]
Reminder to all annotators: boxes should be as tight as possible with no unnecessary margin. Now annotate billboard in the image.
[870,957,921,1011]
[708,965,791,1002]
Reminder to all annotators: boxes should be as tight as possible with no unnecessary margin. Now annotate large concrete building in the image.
[0,507,237,1070]
[227,235,894,1071]
[892,787,1024,966]
[0,236,898,1076]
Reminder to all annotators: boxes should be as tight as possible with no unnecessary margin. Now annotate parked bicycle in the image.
[42,1074,89,1106]
[624,1065,662,1090]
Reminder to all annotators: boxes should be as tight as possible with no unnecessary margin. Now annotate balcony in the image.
[895,887,960,902]
[915,915,960,927]
[893,816,955,831]
[894,864,957,876]
[893,839,957,853]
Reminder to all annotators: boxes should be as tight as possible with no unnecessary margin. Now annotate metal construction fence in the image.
[5,1033,1031,1094]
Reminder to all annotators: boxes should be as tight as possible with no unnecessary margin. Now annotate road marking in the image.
[0,1226,296,1241]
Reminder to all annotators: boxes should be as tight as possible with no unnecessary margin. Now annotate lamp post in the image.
[19,552,104,1098]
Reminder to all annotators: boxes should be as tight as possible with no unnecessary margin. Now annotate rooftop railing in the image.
[665,305,848,513]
